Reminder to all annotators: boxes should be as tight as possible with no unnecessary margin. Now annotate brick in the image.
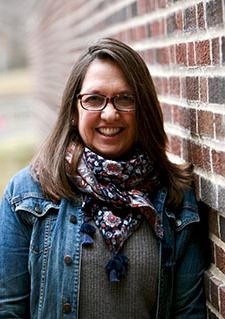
[161,103,172,122]
[170,135,182,157]
[212,38,220,65]
[218,186,225,216]
[202,145,211,171]
[181,78,187,99]
[139,0,155,13]
[156,47,170,64]
[151,21,161,37]
[167,13,177,34]
[127,28,136,42]
[197,2,205,29]
[153,77,162,95]
[186,76,199,100]
[200,77,208,102]
[146,23,151,38]
[189,142,202,167]
[169,77,180,97]
[210,276,222,310]
[176,43,187,65]
[198,110,214,138]
[184,6,197,32]
[187,42,195,66]
[162,77,169,95]
[208,77,225,104]
[190,142,211,172]
[212,150,225,178]
[105,8,128,25]
[169,45,175,64]
[131,2,138,17]
[196,40,211,65]
[206,0,223,27]
[158,0,167,8]
[176,10,183,31]
[215,114,225,139]
[215,245,225,274]
[173,105,191,129]
[136,25,147,40]
[219,215,225,242]
[190,108,197,134]
[182,138,191,162]
[220,285,225,317]
[145,48,155,64]
[160,19,165,36]
[200,177,217,209]
[137,0,146,15]
[222,37,225,64]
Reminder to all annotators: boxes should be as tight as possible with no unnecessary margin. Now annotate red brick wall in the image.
[28,1,225,317]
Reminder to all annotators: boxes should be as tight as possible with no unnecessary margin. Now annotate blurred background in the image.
[0,0,38,195]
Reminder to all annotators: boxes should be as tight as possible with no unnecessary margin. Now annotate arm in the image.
[0,190,31,318]
[173,220,207,318]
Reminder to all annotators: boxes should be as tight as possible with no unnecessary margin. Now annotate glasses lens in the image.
[114,95,135,111]
[81,94,105,110]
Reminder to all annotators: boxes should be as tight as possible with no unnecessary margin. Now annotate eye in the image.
[115,95,135,106]
[82,94,104,106]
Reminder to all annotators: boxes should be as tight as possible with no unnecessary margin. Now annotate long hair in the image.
[31,37,193,207]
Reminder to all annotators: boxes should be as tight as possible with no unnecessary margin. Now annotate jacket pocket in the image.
[14,196,59,254]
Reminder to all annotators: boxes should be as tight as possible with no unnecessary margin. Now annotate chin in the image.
[100,149,132,160]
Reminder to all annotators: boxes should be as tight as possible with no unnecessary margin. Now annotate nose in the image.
[100,101,119,121]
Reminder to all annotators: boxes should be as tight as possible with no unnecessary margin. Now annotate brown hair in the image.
[31,37,193,207]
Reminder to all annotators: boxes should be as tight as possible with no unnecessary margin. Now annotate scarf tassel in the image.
[105,254,129,282]
[80,222,96,247]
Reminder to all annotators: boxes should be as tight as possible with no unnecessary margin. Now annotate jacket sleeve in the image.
[0,189,31,318]
[173,215,208,318]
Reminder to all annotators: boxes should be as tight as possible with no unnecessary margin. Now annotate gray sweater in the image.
[79,218,159,319]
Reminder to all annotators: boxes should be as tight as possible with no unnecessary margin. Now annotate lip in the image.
[96,127,123,137]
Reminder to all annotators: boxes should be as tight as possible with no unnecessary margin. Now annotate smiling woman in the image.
[0,38,207,319]
[77,59,137,159]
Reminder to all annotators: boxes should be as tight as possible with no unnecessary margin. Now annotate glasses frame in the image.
[77,93,136,112]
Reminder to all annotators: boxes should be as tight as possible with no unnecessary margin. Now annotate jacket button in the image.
[69,214,77,224]
[176,219,182,227]
[64,255,72,265]
[63,302,72,313]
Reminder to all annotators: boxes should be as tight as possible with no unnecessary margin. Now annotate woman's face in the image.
[77,59,137,159]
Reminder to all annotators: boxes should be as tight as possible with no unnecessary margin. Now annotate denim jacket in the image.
[0,167,207,319]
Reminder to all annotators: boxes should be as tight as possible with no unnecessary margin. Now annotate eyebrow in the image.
[80,89,133,95]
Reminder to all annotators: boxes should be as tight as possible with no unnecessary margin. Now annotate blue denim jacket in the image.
[0,167,206,318]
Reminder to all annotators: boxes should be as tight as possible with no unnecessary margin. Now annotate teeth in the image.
[98,128,121,136]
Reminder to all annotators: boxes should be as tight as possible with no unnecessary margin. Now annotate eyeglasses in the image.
[77,93,136,112]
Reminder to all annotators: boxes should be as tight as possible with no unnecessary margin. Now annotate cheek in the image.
[77,109,86,139]
[78,110,95,143]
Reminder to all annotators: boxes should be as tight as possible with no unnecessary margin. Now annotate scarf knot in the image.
[66,144,164,281]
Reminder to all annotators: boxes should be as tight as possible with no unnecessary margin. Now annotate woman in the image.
[0,38,206,318]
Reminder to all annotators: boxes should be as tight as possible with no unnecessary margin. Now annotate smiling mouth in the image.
[97,127,123,136]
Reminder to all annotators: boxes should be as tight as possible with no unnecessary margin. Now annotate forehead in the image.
[80,58,131,93]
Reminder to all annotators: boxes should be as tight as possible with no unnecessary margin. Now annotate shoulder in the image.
[1,166,62,219]
[154,187,200,230]
[177,188,200,227]
[3,166,44,200]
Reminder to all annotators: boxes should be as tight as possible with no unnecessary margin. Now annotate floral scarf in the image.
[65,143,163,281]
